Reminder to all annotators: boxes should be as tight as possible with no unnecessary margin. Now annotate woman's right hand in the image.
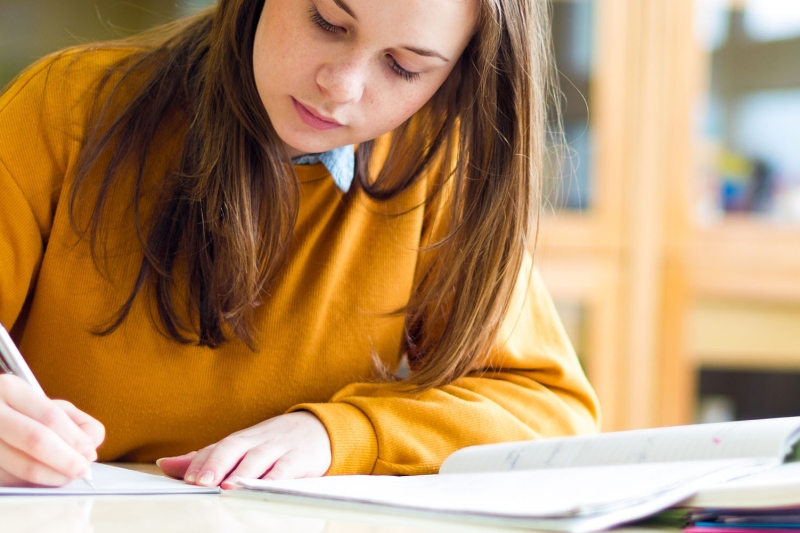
[0,374,105,487]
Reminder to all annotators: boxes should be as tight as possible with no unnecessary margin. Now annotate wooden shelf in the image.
[538,211,624,254]
[689,299,800,370]
[681,216,800,301]
[534,0,800,430]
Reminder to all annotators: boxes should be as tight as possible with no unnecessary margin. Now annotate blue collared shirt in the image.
[292,144,355,193]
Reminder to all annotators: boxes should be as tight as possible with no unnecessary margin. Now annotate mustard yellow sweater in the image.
[0,48,600,475]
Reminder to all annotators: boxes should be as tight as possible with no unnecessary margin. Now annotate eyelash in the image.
[387,57,420,83]
[309,7,341,33]
[307,6,421,83]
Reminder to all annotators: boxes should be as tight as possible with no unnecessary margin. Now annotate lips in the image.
[292,98,342,131]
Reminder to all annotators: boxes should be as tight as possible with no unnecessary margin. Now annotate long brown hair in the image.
[67,0,559,389]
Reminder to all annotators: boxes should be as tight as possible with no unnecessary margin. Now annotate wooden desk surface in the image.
[0,464,675,533]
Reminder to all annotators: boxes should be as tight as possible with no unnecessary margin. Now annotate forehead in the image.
[339,0,479,54]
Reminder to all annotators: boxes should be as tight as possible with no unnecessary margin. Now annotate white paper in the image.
[231,459,774,532]
[0,463,219,495]
[440,417,800,474]
[685,460,800,508]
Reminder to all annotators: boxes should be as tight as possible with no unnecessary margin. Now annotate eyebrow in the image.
[331,0,450,63]
[401,46,450,63]
[333,0,357,20]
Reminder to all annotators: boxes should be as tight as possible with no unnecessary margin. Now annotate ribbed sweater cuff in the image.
[288,402,378,476]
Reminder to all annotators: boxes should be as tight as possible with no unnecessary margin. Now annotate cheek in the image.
[365,85,440,134]
[254,10,305,92]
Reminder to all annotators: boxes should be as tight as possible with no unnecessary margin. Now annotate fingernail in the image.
[155,458,164,468]
[220,478,239,490]
[197,471,214,486]
[186,470,198,483]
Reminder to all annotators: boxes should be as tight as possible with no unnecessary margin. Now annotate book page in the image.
[0,463,219,495]
[440,417,800,474]
[685,461,800,509]
[232,459,772,528]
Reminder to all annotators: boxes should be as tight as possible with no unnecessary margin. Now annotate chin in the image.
[281,132,341,156]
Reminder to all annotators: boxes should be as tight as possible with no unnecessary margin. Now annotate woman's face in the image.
[253,0,478,157]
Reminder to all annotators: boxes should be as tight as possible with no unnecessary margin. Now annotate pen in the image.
[0,323,95,489]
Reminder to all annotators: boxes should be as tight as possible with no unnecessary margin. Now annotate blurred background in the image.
[2,0,799,431]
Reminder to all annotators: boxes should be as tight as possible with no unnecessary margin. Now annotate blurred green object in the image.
[0,0,216,88]
[641,508,691,528]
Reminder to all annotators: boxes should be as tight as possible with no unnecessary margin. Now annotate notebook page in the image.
[685,461,800,508]
[440,417,800,474]
[0,463,219,495]
[233,459,772,520]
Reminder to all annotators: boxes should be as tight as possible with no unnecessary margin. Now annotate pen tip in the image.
[83,465,95,489]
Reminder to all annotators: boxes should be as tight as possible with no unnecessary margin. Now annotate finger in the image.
[219,446,285,489]
[156,451,196,480]
[0,402,89,481]
[182,445,216,484]
[1,377,96,460]
[261,451,309,481]
[189,436,257,487]
[0,438,75,487]
[53,400,105,449]
[0,465,29,487]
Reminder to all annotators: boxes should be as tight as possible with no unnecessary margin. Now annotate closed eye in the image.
[387,56,420,83]
[309,7,343,33]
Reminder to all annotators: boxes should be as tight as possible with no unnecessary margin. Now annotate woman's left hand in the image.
[157,411,332,488]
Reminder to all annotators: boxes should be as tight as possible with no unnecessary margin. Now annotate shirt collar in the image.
[292,145,355,193]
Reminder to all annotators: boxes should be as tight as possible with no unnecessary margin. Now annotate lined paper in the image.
[440,417,800,474]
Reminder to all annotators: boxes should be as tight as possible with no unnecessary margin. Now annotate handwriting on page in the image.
[440,417,800,474]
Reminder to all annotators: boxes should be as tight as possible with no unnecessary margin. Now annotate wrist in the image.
[287,403,378,475]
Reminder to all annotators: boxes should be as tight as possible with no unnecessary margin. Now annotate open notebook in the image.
[229,417,800,533]
[0,463,219,495]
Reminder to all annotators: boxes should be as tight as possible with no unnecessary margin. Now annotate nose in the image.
[316,56,366,104]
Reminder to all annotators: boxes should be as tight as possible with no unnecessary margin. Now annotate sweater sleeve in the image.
[289,253,601,476]
[0,47,138,330]
[0,55,79,329]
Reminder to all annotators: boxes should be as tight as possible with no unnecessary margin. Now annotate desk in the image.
[0,464,675,533]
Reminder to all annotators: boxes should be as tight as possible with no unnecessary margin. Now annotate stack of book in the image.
[670,461,800,532]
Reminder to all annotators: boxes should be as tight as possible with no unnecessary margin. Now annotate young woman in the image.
[0,0,599,488]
